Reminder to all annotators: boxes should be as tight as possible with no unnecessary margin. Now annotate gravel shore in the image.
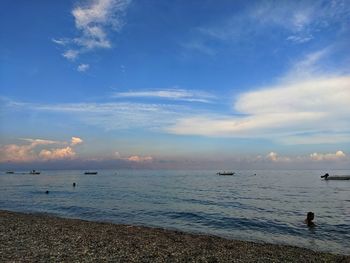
[0,210,348,262]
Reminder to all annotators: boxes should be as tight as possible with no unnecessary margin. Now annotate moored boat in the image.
[29,170,40,175]
[321,173,350,180]
[6,171,14,174]
[84,171,98,175]
[217,171,235,176]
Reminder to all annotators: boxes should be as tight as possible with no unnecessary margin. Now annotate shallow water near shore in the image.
[0,169,349,254]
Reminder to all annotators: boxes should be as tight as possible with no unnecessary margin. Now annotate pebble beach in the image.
[1,210,349,262]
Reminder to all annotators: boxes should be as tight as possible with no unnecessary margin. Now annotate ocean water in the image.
[0,169,349,255]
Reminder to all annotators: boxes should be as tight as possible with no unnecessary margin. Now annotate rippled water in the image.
[0,169,349,254]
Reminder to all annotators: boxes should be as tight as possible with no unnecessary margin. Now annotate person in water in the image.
[305,212,315,227]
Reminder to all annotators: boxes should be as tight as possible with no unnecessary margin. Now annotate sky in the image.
[0,0,350,169]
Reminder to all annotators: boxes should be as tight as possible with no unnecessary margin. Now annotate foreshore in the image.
[0,210,348,262]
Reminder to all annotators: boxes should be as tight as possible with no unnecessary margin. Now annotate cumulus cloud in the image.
[39,147,76,160]
[71,137,83,146]
[54,0,131,61]
[0,144,36,162]
[0,137,83,163]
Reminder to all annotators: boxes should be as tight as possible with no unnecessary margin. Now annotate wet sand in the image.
[0,210,348,262]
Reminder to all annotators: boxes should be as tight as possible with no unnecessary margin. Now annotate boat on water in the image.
[84,171,98,175]
[321,173,350,180]
[6,171,14,174]
[29,170,40,175]
[217,171,235,176]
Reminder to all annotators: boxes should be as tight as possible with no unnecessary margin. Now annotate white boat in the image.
[321,173,350,180]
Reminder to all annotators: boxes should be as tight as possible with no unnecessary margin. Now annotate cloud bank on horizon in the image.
[1,0,350,168]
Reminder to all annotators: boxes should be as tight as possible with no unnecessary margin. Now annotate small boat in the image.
[217,171,235,176]
[29,170,40,175]
[6,171,14,174]
[321,173,350,180]
[84,171,98,175]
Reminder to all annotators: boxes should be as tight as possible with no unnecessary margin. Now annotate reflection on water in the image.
[0,169,349,255]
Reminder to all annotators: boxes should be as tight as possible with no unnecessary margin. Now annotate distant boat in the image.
[84,171,98,175]
[6,171,14,174]
[217,171,235,176]
[29,170,40,175]
[321,173,350,180]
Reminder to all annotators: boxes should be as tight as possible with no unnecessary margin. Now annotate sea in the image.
[0,169,349,255]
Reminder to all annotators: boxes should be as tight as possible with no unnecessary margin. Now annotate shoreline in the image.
[1,210,349,262]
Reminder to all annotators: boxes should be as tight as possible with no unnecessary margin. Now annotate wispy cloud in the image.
[1,99,191,131]
[112,88,216,103]
[54,0,131,63]
[184,0,350,54]
[77,63,90,72]
[167,75,350,142]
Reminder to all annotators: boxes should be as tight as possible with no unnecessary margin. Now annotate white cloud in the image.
[20,138,60,146]
[54,0,131,61]
[52,38,70,46]
[265,152,291,162]
[77,63,90,72]
[310,150,346,161]
[112,152,153,162]
[11,101,190,131]
[113,88,215,103]
[63,49,80,61]
[127,155,153,162]
[167,75,350,141]
[168,46,350,143]
[71,137,83,146]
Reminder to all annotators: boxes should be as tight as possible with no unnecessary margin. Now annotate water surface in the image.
[0,169,349,254]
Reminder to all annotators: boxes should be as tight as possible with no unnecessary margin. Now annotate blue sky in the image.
[1,0,350,169]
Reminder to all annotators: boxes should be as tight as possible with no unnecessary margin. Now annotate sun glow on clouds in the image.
[0,137,83,162]
[39,147,76,160]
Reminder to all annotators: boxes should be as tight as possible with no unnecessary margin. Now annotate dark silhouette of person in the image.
[73,182,76,187]
[321,173,329,179]
[304,212,315,227]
